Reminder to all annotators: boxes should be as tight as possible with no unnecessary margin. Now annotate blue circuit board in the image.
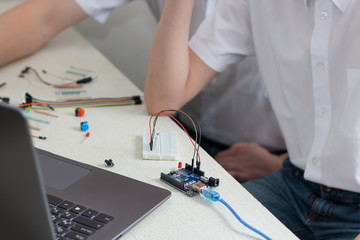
[160,168,208,197]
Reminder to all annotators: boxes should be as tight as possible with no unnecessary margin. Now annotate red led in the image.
[178,162,182,169]
[85,132,90,137]
[75,108,85,117]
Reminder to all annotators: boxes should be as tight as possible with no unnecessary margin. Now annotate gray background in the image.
[75,1,157,91]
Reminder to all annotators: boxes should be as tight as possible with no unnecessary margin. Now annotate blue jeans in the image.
[243,159,360,240]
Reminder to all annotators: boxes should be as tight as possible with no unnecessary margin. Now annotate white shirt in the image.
[190,0,360,193]
[74,0,285,151]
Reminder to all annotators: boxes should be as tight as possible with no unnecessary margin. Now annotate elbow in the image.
[144,93,182,115]
[144,92,158,115]
[144,87,183,115]
[145,101,161,115]
[144,71,188,114]
[144,84,163,114]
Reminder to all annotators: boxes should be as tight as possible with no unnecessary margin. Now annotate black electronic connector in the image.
[149,129,156,151]
[104,159,114,167]
[185,163,204,176]
[208,177,220,187]
[0,97,10,104]
[196,161,201,170]
[25,92,33,104]
[76,77,92,84]
[21,67,30,74]
[185,163,193,172]
[194,168,205,177]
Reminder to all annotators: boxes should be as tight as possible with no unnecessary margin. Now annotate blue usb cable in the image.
[201,188,272,240]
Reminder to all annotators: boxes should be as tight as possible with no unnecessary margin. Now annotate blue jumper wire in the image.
[201,188,272,240]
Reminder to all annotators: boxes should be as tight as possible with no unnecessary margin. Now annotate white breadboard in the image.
[142,131,179,160]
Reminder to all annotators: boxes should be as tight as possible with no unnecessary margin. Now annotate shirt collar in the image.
[301,0,350,12]
[332,0,351,12]
[301,0,309,8]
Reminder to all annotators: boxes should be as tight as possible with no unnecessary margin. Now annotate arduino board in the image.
[160,163,219,197]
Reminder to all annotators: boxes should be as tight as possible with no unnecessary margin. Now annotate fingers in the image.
[213,142,283,182]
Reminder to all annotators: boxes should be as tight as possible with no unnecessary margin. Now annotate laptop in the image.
[0,104,171,240]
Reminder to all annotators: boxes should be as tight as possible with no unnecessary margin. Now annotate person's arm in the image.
[145,0,217,113]
[0,0,87,66]
[214,142,288,183]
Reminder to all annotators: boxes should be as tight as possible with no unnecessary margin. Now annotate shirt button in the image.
[320,108,327,115]
[317,62,325,70]
[312,157,318,165]
[320,11,328,19]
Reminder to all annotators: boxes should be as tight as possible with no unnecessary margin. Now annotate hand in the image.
[355,234,360,240]
[214,142,288,183]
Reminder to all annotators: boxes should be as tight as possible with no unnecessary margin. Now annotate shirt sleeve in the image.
[74,0,132,23]
[189,0,254,73]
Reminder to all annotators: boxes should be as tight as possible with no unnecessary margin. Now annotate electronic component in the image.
[148,109,218,196]
[142,131,178,160]
[75,108,85,117]
[185,162,204,176]
[21,93,141,109]
[21,67,93,88]
[30,125,41,131]
[160,166,219,197]
[208,177,220,187]
[80,132,90,144]
[104,159,114,167]
[25,115,50,125]
[0,97,9,104]
[190,181,206,193]
[34,110,58,118]
[31,135,46,140]
[55,90,87,96]
[80,121,89,131]
[201,188,220,202]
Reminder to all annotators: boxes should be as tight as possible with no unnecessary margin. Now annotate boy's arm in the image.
[0,0,87,66]
[144,0,218,114]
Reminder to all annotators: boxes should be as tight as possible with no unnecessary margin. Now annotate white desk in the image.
[0,2,297,239]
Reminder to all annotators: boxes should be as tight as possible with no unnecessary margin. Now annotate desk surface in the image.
[0,2,297,240]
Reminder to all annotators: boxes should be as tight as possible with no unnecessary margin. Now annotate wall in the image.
[75,1,157,91]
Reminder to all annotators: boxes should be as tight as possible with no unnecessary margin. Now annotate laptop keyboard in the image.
[47,194,114,240]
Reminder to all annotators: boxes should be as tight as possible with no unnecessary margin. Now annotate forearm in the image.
[145,0,195,113]
[0,0,87,66]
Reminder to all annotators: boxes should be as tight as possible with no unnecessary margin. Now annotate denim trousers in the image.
[243,159,360,240]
